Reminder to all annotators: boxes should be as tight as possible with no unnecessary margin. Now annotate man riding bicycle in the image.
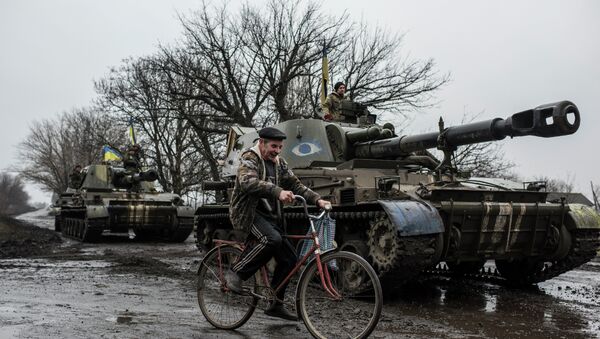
[227,126,330,321]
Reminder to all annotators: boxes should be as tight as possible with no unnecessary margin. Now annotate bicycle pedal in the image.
[247,290,265,299]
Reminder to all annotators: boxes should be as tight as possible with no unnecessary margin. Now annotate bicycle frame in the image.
[212,207,341,302]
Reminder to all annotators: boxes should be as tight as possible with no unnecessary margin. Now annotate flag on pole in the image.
[320,43,329,106]
[102,145,122,161]
[128,117,136,145]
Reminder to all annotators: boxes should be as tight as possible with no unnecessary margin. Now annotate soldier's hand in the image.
[278,190,295,203]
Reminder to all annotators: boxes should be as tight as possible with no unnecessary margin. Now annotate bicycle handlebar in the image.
[293,195,331,220]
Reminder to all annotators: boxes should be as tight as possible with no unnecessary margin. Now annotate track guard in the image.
[377,200,444,236]
[177,205,196,218]
[85,205,109,219]
[568,204,600,230]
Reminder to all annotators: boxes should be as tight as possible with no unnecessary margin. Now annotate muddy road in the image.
[1,210,599,338]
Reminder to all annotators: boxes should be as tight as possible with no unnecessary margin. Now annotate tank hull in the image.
[196,162,600,288]
[55,164,194,242]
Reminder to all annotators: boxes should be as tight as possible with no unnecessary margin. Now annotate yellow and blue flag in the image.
[320,43,329,106]
[128,117,136,145]
[102,145,122,161]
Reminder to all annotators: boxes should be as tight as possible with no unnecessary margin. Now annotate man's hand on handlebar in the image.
[290,194,331,210]
[278,190,295,203]
[317,199,332,211]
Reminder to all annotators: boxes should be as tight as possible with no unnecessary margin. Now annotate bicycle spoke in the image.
[197,246,258,330]
[298,251,382,339]
[201,261,222,283]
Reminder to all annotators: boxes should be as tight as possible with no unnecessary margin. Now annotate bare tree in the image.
[452,142,515,178]
[158,2,273,127]
[0,173,31,216]
[242,0,347,121]
[161,0,445,124]
[96,56,218,195]
[591,182,599,210]
[426,111,515,178]
[16,107,126,194]
[532,174,575,193]
[332,21,448,116]
[89,0,448,197]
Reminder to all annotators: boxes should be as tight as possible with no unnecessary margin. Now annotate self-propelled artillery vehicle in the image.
[55,164,194,242]
[196,100,600,287]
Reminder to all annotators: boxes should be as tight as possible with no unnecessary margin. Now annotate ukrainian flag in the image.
[102,145,122,161]
[128,117,136,145]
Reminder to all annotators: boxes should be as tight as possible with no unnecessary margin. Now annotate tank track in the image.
[166,217,195,242]
[134,216,195,242]
[194,211,382,251]
[425,229,600,286]
[364,214,443,288]
[60,217,105,242]
[194,213,229,250]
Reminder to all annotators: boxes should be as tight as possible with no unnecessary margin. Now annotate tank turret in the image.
[221,101,579,175]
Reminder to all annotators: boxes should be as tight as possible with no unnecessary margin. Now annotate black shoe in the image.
[264,302,298,321]
[225,269,244,295]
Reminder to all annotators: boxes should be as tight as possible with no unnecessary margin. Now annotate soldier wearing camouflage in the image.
[68,165,83,189]
[123,144,142,173]
[322,81,346,121]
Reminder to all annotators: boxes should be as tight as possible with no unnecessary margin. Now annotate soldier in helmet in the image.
[123,144,142,173]
[322,81,346,121]
[68,164,83,189]
[226,126,331,321]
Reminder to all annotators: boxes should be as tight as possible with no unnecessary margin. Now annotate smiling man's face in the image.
[259,139,283,162]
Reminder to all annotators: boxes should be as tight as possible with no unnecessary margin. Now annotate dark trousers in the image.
[232,214,297,301]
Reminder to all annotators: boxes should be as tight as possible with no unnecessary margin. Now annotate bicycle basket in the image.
[298,214,337,269]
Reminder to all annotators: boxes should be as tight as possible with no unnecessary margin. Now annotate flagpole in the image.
[320,41,329,106]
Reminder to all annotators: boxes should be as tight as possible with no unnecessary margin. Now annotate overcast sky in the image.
[1,0,599,203]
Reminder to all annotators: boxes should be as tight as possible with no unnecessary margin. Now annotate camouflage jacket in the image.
[69,172,82,189]
[322,92,344,121]
[229,144,321,232]
[123,153,141,172]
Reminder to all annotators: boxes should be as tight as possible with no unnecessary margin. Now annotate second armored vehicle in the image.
[55,164,194,242]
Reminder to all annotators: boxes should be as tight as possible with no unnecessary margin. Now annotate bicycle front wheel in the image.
[197,245,258,330]
[296,250,383,339]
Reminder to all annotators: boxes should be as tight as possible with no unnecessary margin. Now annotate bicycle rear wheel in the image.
[197,245,258,329]
[296,250,383,339]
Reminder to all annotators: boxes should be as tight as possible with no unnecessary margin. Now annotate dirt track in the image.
[1,210,599,338]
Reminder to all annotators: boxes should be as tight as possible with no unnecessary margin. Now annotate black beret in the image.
[258,127,287,140]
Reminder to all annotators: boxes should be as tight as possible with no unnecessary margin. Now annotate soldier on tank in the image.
[322,81,347,121]
[225,126,331,321]
[68,164,83,189]
[123,144,142,173]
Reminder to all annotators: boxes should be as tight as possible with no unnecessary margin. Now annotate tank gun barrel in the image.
[345,126,382,143]
[354,101,580,159]
[113,169,159,187]
[131,169,159,183]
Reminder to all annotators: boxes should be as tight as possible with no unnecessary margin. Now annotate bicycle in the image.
[197,195,383,339]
